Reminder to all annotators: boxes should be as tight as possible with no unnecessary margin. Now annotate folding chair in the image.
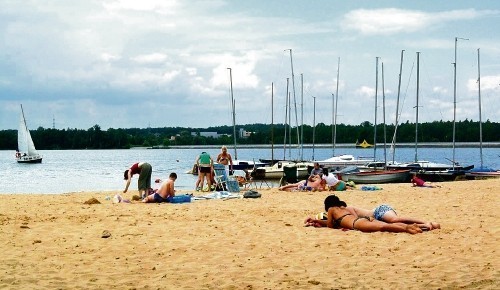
[213,163,240,193]
[279,165,298,186]
[213,163,228,191]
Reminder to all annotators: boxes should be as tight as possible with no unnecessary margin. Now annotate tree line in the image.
[1,119,498,150]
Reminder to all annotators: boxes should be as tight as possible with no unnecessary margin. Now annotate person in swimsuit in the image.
[123,162,153,198]
[305,195,423,234]
[196,152,213,191]
[143,172,177,203]
[411,174,441,188]
[278,175,324,191]
[347,204,440,230]
[216,145,234,176]
[321,169,347,191]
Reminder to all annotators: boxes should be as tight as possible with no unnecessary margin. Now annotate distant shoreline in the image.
[138,142,500,150]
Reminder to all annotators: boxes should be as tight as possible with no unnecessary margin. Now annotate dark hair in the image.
[322,168,329,176]
[123,169,129,180]
[169,172,177,179]
[324,195,347,211]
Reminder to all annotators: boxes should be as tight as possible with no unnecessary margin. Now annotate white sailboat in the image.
[16,104,42,163]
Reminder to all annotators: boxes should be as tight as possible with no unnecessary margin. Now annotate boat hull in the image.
[17,155,43,163]
[341,169,410,184]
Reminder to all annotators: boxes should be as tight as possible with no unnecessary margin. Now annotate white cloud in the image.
[467,75,500,91]
[132,53,168,64]
[342,8,498,35]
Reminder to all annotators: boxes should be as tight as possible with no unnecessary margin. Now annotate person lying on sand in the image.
[279,175,325,192]
[304,195,428,234]
[143,172,177,203]
[305,202,440,231]
[411,174,441,188]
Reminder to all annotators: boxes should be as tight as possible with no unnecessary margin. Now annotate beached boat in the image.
[340,169,410,184]
[252,161,313,179]
[16,104,42,163]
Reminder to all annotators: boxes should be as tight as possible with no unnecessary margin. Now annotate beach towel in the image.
[191,191,241,200]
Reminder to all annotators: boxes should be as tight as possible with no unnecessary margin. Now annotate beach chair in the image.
[279,165,298,186]
[213,163,240,193]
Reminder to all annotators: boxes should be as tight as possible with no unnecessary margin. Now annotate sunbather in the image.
[279,175,324,191]
[143,172,177,203]
[306,203,440,230]
[305,195,424,234]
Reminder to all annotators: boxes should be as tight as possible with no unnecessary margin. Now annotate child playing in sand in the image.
[411,174,440,188]
[143,172,177,203]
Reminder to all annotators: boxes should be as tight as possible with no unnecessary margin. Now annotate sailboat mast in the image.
[333,57,340,155]
[453,37,469,169]
[283,78,289,160]
[415,52,420,162]
[285,49,300,154]
[300,73,304,160]
[373,57,379,161]
[227,68,237,160]
[382,62,387,166]
[271,82,274,163]
[312,96,316,160]
[477,48,483,168]
[391,50,404,163]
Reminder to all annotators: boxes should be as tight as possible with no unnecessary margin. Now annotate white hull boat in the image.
[16,105,42,164]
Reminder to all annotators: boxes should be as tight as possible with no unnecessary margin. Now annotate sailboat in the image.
[16,104,42,163]
[340,58,410,184]
[466,48,499,178]
[225,68,266,171]
[386,49,473,180]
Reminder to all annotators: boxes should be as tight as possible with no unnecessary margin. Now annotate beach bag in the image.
[243,190,261,198]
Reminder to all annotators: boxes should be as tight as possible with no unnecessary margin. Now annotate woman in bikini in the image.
[306,195,423,234]
[216,145,234,175]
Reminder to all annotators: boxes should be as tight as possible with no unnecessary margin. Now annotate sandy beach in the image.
[0,178,498,289]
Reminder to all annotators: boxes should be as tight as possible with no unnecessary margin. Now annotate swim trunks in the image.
[373,204,395,221]
[335,181,346,191]
[153,193,170,203]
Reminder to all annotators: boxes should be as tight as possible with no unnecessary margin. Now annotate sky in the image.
[1,0,499,131]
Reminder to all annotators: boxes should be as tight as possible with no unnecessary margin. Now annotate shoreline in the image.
[143,141,500,150]
[0,178,498,289]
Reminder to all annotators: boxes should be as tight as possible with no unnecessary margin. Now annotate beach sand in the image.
[0,178,498,289]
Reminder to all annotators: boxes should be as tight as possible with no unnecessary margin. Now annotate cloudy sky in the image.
[1,0,499,131]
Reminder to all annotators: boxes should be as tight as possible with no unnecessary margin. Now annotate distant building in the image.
[239,128,253,138]
[191,131,221,138]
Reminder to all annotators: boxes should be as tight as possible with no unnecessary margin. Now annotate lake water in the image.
[0,146,498,194]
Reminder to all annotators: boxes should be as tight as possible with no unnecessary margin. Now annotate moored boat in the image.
[252,161,313,179]
[340,169,410,184]
[317,154,374,171]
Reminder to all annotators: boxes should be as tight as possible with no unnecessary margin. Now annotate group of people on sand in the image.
[279,162,349,192]
[120,150,443,236]
[304,195,440,234]
[194,145,238,192]
[122,162,178,203]
[121,146,237,203]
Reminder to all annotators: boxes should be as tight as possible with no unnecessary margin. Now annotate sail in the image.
[18,107,39,156]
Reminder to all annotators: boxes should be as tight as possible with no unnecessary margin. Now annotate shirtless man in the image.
[143,172,177,203]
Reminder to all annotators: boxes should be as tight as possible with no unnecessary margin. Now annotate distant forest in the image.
[1,119,498,150]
